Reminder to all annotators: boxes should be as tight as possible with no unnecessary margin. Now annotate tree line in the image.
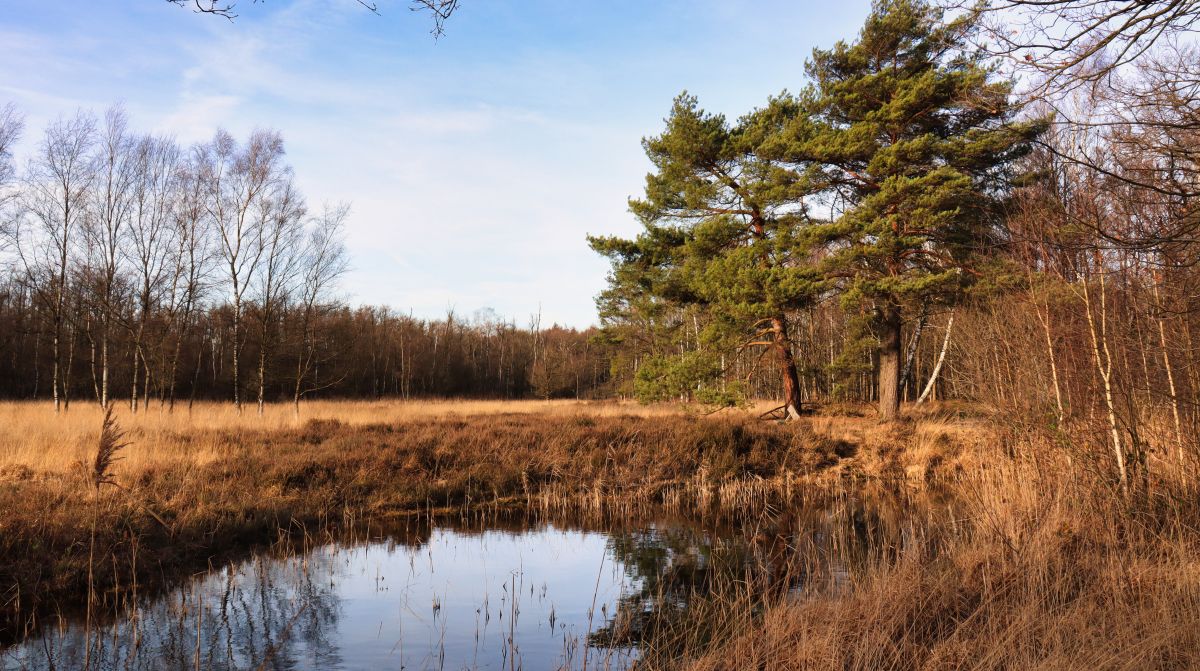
[590,0,1200,491]
[0,106,607,413]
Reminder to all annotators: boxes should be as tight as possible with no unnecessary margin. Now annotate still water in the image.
[0,499,918,670]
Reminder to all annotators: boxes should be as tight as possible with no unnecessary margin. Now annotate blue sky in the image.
[2,0,873,327]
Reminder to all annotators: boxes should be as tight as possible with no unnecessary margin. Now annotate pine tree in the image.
[803,0,1046,419]
[589,94,822,417]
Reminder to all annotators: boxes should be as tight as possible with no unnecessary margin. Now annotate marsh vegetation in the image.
[1,399,1198,669]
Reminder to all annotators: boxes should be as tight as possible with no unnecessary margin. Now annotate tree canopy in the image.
[802,0,1048,418]
[589,94,823,416]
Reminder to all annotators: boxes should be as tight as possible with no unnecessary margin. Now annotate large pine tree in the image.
[589,94,822,417]
[802,0,1046,419]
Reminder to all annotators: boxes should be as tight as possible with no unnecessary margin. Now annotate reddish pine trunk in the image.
[878,304,902,421]
[771,316,803,420]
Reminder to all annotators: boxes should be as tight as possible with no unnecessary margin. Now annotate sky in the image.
[1,0,873,328]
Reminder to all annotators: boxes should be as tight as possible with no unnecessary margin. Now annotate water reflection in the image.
[1,493,933,670]
[595,497,920,647]
[2,526,639,671]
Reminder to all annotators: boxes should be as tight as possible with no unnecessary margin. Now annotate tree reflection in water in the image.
[592,491,930,649]
[11,550,342,670]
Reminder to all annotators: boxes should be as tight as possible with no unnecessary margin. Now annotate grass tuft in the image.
[90,406,128,491]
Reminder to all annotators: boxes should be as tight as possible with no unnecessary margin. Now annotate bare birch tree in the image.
[204,129,282,412]
[292,202,349,415]
[16,112,96,412]
[0,103,23,221]
[83,107,137,408]
[252,175,304,415]
[164,146,214,410]
[126,135,180,412]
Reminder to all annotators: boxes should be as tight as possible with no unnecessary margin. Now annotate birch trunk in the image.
[1153,282,1185,465]
[900,305,927,398]
[917,311,954,404]
[232,291,242,414]
[130,345,139,413]
[1081,275,1128,496]
[1032,292,1065,423]
[101,328,109,408]
[257,344,266,416]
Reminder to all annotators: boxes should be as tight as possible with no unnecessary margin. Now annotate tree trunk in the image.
[1185,318,1200,434]
[917,311,954,404]
[190,344,203,412]
[167,335,181,411]
[257,345,266,416]
[1032,293,1064,424]
[1153,283,1185,465]
[900,305,927,398]
[878,304,902,420]
[63,322,75,411]
[770,315,803,420]
[293,339,305,419]
[142,359,151,412]
[52,327,61,413]
[87,323,100,405]
[1082,276,1128,497]
[232,293,242,414]
[101,325,109,409]
[32,328,41,398]
[130,346,139,414]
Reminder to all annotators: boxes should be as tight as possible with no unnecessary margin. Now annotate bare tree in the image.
[83,107,137,409]
[204,129,283,412]
[970,0,1200,92]
[252,175,304,415]
[166,0,461,35]
[292,203,349,415]
[163,146,214,410]
[16,112,96,412]
[960,1,1200,206]
[126,134,181,412]
[0,103,23,219]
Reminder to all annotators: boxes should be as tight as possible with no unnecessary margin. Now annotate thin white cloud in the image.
[155,94,242,144]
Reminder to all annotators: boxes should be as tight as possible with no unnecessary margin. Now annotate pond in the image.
[0,496,927,670]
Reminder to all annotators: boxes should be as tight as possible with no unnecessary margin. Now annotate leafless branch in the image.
[164,0,461,35]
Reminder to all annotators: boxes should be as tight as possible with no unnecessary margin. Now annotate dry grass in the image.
[644,428,1200,671]
[0,398,683,474]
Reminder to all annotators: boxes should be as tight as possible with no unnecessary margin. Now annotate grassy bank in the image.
[0,400,983,642]
[642,428,1200,670]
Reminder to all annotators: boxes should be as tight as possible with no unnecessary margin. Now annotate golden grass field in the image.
[0,398,990,477]
[0,398,682,473]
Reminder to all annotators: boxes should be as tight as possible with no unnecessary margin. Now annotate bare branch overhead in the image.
[164,0,461,35]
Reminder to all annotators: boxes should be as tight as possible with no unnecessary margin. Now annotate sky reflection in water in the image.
[3,526,643,671]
